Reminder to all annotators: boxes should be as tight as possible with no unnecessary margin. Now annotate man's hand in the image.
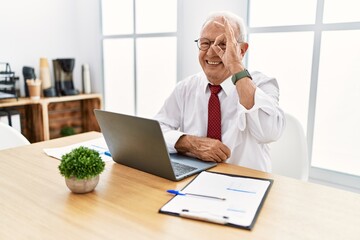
[212,17,246,74]
[174,135,231,163]
[212,17,255,110]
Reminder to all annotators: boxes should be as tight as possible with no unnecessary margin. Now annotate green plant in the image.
[58,146,105,179]
[60,126,75,137]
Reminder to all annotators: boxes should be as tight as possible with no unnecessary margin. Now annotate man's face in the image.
[198,18,232,85]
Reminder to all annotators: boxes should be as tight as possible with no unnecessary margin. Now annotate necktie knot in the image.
[209,84,222,95]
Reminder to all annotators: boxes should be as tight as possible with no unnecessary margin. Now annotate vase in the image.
[39,58,51,89]
[65,175,99,194]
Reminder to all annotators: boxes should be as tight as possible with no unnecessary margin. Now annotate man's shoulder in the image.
[250,70,277,85]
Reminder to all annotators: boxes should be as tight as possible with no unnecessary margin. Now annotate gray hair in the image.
[202,11,247,42]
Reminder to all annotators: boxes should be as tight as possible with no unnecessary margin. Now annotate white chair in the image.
[269,113,309,181]
[0,122,30,150]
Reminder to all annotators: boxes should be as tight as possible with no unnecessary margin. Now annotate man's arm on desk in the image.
[174,135,230,163]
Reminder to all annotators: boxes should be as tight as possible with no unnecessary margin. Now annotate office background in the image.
[1,0,359,193]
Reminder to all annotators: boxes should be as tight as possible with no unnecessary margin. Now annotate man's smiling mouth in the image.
[206,60,222,65]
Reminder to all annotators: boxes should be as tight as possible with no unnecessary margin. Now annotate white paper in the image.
[160,171,271,228]
[43,137,113,162]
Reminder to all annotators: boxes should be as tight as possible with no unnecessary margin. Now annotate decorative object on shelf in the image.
[0,62,19,100]
[39,58,56,97]
[53,58,80,96]
[58,146,105,194]
[82,63,91,94]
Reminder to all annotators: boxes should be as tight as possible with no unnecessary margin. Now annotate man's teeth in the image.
[207,61,221,65]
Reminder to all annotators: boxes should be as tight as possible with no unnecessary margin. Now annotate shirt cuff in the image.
[237,88,278,130]
[163,130,185,153]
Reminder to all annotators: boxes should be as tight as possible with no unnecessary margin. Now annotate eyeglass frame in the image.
[194,37,242,51]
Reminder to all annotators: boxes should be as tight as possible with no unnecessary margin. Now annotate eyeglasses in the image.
[195,38,227,51]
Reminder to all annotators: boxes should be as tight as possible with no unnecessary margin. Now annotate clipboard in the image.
[159,171,273,230]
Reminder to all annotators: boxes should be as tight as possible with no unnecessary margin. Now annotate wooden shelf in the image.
[0,93,102,142]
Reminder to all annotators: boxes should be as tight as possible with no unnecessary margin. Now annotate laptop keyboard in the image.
[172,162,197,177]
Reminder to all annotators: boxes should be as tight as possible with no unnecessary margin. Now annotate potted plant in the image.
[60,126,76,137]
[58,146,105,193]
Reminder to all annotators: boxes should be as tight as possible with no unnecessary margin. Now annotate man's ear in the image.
[240,42,249,57]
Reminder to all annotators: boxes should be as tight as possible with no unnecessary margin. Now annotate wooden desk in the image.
[1,132,359,240]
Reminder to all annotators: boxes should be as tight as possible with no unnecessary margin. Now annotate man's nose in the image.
[206,44,218,56]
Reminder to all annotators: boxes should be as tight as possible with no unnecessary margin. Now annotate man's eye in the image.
[201,42,210,46]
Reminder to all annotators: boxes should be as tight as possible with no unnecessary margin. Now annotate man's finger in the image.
[214,150,228,162]
[211,45,225,58]
[213,21,225,29]
[223,17,237,44]
[214,33,225,46]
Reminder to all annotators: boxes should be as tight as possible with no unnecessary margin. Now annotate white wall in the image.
[0,0,102,96]
[177,0,248,81]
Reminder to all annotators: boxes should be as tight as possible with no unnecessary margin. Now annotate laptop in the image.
[94,109,217,181]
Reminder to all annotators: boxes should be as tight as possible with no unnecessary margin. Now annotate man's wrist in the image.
[175,134,189,153]
[231,69,252,85]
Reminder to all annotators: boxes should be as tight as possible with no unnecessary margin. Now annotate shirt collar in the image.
[201,74,233,96]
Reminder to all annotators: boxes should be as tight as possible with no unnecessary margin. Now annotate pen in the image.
[180,209,228,225]
[91,145,112,157]
[167,189,226,201]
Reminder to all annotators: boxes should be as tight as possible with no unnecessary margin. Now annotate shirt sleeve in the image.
[236,72,285,143]
[154,83,185,153]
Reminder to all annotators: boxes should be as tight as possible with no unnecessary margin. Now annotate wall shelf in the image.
[0,93,102,142]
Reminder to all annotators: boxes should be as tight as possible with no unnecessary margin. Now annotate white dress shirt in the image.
[154,71,285,172]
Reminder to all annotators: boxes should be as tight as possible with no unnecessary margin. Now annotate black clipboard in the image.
[159,171,273,230]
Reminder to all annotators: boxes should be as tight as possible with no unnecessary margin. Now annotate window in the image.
[247,0,360,187]
[136,37,177,117]
[248,32,313,130]
[101,0,177,118]
[103,38,135,114]
[323,0,360,23]
[249,0,316,27]
[312,30,360,176]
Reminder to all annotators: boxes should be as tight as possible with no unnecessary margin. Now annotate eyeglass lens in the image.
[196,38,226,51]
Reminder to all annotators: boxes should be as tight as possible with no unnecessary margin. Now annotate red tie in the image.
[207,84,222,141]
